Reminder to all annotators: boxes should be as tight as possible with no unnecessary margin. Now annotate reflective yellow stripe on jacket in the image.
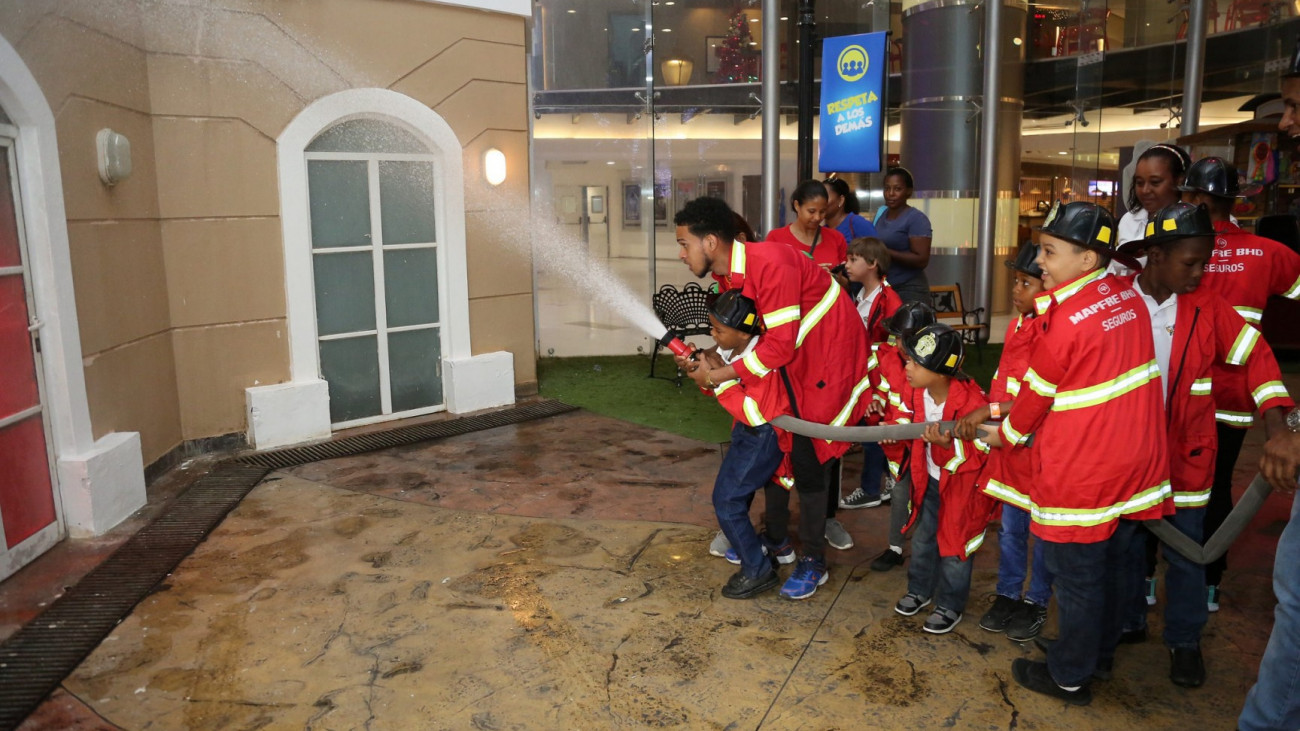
[1031,480,1172,527]
[1051,361,1160,412]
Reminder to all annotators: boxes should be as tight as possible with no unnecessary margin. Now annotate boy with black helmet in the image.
[883,323,993,634]
[695,290,798,599]
[981,201,1173,705]
[1178,156,1300,612]
[1112,202,1293,687]
[956,241,1054,642]
[868,300,938,571]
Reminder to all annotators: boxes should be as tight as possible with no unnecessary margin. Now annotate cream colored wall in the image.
[0,0,535,463]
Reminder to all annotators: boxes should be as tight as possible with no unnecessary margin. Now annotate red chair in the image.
[1055,7,1112,56]
[1226,0,1291,29]
[1174,0,1220,38]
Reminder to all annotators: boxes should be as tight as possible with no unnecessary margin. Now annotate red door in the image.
[0,137,59,581]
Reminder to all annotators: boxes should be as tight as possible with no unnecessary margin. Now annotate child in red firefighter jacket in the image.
[1113,202,1294,687]
[841,236,903,510]
[885,323,994,634]
[956,241,1054,642]
[697,290,796,600]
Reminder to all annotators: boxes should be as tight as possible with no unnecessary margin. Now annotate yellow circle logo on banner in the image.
[837,45,869,82]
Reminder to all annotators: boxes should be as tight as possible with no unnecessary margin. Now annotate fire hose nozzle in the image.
[659,330,698,359]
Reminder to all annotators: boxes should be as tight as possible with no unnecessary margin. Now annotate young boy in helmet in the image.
[981,201,1173,705]
[956,241,1054,642]
[868,301,937,572]
[696,290,798,599]
[841,237,904,510]
[1178,156,1300,612]
[1112,201,1293,687]
[884,323,993,634]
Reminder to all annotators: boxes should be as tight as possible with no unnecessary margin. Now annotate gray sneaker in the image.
[825,518,854,550]
[708,530,731,558]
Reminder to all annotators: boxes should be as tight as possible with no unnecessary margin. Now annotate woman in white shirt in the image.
[1112,144,1193,276]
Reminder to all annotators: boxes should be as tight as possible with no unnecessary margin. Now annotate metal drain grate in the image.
[235,399,578,470]
[0,399,580,730]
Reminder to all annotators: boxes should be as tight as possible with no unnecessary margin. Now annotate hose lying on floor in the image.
[768,415,1275,566]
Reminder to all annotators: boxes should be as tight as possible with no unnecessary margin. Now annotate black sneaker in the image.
[721,569,780,600]
[870,547,904,572]
[840,487,883,509]
[1033,637,1112,680]
[1011,658,1093,706]
[979,595,1021,633]
[1169,647,1206,688]
[1118,627,1147,644]
[894,592,932,616]
[1005,601,1048,642]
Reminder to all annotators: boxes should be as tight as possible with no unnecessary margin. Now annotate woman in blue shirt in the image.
[825,177,877,244]
[872,168,933,304]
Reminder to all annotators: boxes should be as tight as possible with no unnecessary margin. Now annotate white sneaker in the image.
[708,530,731,558]
[825,518,854,550]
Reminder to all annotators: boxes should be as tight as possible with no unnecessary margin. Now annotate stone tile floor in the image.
[4,406,1294,730]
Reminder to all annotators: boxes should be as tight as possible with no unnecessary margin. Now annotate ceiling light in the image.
[663,28,672,32]
[780,15,789,20]
[1058,151,1069,155]
[607,161,616,165]
[566,8,576,13]
[1012,37,1022,46]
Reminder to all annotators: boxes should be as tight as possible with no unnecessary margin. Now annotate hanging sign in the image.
[819,31,887,173]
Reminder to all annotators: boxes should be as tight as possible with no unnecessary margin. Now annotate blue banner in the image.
[819,31,887,173]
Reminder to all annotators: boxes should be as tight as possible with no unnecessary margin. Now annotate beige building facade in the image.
[0,0,535,581]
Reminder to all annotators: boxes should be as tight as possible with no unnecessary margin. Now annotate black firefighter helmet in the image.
[886,300,937,339]
[709,289,762,335]
[1005,241,1044,280]
[1117,201,1215,258]
[1178,156,1260,199]
[1036,200,1136,270]
[901,323,965,377]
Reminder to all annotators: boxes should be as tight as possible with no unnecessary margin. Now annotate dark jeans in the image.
[1206,423,1248,586]
[859,442,887,499]
[713,422,784,579]
[1042,520,1142,688]
[906,477,974,613]
[1123,508,1208,648]
[1239,494,1300,731]
[996,504,1053,607]
[765,433,834,561]
[892,274,932,305]
[888,472,912,549]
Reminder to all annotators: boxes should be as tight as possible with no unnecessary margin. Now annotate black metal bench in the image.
[649,282,713,385]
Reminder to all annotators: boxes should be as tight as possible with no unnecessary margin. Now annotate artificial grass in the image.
[537,344,1006,444]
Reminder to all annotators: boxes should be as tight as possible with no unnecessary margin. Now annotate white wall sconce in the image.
[661,58,693,86]
[96,128,132,186]
[484,148,507,186]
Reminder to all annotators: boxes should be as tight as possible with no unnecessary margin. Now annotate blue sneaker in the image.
[725,538,796,565]
[780,556,828,600]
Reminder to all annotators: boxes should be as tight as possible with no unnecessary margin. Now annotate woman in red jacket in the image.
[765,180,848,273]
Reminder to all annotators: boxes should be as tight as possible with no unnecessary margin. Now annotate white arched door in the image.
[305,119,446,427]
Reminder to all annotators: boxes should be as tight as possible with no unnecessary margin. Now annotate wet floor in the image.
[12,409,1292,730]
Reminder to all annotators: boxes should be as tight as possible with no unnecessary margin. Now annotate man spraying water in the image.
[672,196,872,600]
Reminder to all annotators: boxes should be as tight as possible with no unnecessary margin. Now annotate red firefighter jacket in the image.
[1118,275,1293,508]
[890,377,995,559]
[767,224,849,270]
[1201,220,1300,428]
[709,338,797,489]
[979,314,1040,504]
[726,240,873,463]
[868,339,910,478]
[858,281,904,347]
[998,269,1174,544]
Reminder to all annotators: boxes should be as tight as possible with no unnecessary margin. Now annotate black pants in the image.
[1205,423,1249,587]
[763,433,836,561]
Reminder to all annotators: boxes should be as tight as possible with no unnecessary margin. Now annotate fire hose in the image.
[769,415,1275,566]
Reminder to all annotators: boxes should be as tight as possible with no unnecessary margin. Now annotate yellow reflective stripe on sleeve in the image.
[1006,377,1021,397]
[943,439,967,472]
[887,459,902,478]
[827,374,875,431]
[1000,417,1029,446]
[1253,381,1290,408]
[1053,268,1106,304]
[1215,409,1254,426]
[795,281,842,348]
[1189,377,1212,396]
[1172,488,1211,508]
[975,439,991,454]
[1030,480,1171,527]
[964,531,986,556]
[731,240,747,276]
[713,379,740,395]
[1023,368,1058,398]
[778,474,795,490]
[867,352,879,371]
[1285,274,1300,300]
[742,349,771,377]
[984,479,1032,511]
[1234,306,1263,324]
[1051,361,1160,411]
[764,305,801,327]
[1227,324,1261,366]
[741,395,767,426]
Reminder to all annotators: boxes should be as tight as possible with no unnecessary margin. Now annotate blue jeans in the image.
[713,423,784,579]
[907,477,974,613]
[996,504,1053,607]
[1042,520,1141,688]
[859,442,886,498]
[1120,508,1208,648]
[1239,494,1300,731]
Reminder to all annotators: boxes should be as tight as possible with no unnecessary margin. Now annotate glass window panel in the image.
[313,251,376,336]
[320,335,382,423]
[308,160,371,249]
[388,328,443,412]
[383,249,440,328]
[307,118,428,154]
[379,161,437,245]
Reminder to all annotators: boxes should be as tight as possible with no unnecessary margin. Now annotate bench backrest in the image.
[652,282,713,336]
[929,284,966,321]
